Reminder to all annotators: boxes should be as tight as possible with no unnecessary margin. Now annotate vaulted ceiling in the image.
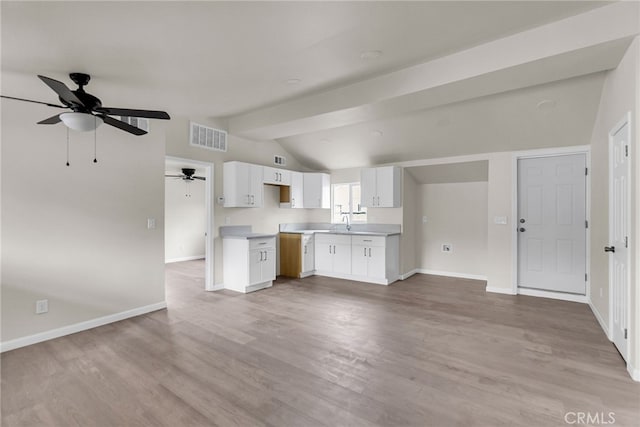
[2,1,638,170]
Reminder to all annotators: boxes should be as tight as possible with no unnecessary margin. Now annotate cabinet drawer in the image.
[249,237,275,250]
[351,235,386,247]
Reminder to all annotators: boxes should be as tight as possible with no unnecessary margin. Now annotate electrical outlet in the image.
[442,244,452,253]
[35,299,48,314]
[147,218,156,229]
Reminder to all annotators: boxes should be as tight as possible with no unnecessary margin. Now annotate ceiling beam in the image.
[227,2,639,140]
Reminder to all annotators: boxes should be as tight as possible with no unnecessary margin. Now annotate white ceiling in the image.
[2,1,637,170]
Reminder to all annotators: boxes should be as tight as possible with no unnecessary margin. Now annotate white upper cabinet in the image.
[223,161,264,207]
[289,171,304,209]
[303,173,330,209]
[263,166,291,186]
[360,166,402,208]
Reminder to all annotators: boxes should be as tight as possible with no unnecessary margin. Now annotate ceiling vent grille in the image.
[274,155,286,166]
[119,116,149,132]
[190,122,227,152]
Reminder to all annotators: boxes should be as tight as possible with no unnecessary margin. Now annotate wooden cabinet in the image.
[263,166,291,186]
[280,233,315,278]
[223,161,264,207]
[223,236,276,293]
[303,173,330,209]
[360,166,402,208]
[314,233,351,276]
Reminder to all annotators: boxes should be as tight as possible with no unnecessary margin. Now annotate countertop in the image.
[280,230,400,237]
[223,232,277,240]
[220,225,276,240]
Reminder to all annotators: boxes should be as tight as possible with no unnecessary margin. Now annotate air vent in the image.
[274,155,286,166]
[119,116,149,132]
[190,122,227,152]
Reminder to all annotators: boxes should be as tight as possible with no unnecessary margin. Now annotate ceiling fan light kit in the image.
[60,112,103,132]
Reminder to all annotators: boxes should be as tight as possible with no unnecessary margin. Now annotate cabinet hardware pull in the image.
[368,248,371,257]
[377,196,380,206]
[364,247,367,257]
[259,251,263,261]
[373,196,375,205]
[258,242,266,245]
[329,245,332,254]
[333,245,336,253]
[264,251,268,261]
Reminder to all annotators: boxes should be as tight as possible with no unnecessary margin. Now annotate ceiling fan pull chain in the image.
[66,127,70,167]
[93,117,98,163]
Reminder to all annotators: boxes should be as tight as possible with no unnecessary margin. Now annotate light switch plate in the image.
[442,244,452,253]
[494,216,508,225]
[36,299,48,314]
[147,218,156,229]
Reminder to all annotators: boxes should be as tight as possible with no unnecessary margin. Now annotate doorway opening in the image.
[165,156,214,291]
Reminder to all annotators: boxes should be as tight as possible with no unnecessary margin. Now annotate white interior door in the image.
[517,154,587,294]
[609,119,630,361]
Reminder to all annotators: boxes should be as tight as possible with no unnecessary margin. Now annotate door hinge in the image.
[585,273,588,282]
[625,236,628,248]
[625,328,628,339]
[625,145,629,157]
[585,167,588,176]
[585,220,589,229]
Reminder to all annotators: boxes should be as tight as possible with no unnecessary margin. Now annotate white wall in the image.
[588,37,640,376]
[417,182,488,278]
[1,99,166,344]
[165,176,206,262]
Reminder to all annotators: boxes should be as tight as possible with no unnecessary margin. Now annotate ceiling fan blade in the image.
[37,114,62,125]
[164,174,184,178]
[96,107,170,120]
[38,75,84,106]
[193,176,206,180]
[102,115,147,136]
[1,95,66,109]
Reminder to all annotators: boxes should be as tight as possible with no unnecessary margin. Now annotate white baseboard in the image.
[418,269,487,281]
[518,287,587,303]
[628,363,640,382]
[165,255,205,264]
[588,300,611,340]
[486,286,517,295]
[207,283,225,291]
[0,301,167,353]
[400,269,418,280]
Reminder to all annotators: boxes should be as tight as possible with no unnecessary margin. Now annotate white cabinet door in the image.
[302,235,314,273]
[360,168,377,208]
[303,173,330,208]
[290,172,304,208]
[249,249,263,285]
[351,245,368,276]
[314,235,333,271]
[263,167,291,186]
[333,243,352,275]
[262,247,276,281]
[376,167,400,207]
[367,246,386,279]
[248,164,264,207]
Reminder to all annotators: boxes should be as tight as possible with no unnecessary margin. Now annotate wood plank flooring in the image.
[2,260,639,426]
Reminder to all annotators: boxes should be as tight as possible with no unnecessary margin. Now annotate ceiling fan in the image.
[0,73,170,135]
[165,168,206,181]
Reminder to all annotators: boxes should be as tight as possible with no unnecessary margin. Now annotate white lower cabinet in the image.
[314,234,352,275]
[224,236,276,293]
[315,233,399,285]
[301,234,315,277]
[351,235,398,284]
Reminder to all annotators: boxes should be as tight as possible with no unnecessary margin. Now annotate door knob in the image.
[604,246,615,253]
[519,219,525,223]
[519,227,526,232]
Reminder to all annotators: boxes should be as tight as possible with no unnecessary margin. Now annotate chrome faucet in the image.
[342,214,351,231]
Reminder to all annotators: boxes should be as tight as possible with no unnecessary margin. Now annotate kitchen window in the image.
[332,183,367,223]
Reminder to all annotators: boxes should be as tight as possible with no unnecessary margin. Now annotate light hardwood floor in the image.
[2,260,639,426]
